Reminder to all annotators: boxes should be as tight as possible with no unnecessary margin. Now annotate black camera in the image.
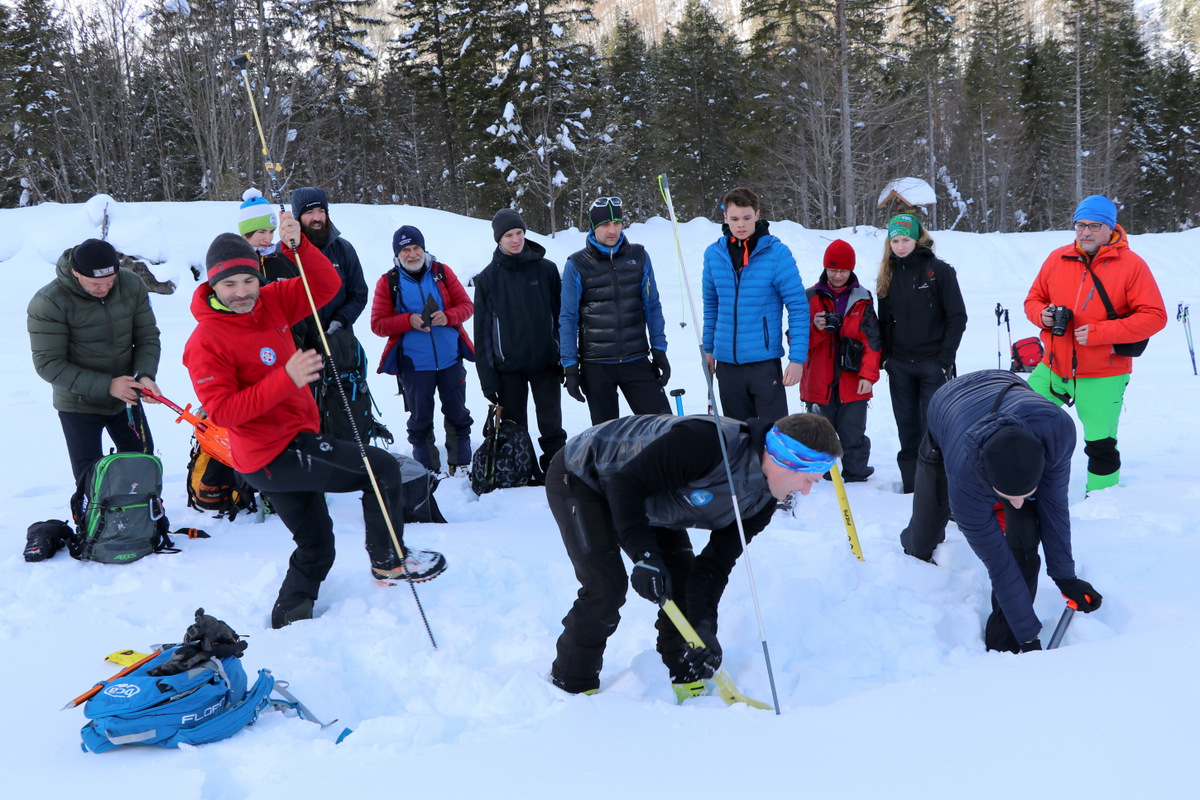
[824,312,843,332]
[1050,305,1073,337]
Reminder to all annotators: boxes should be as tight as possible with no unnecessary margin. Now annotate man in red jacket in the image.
[1024,195,1167,492]
[184,228,446,629]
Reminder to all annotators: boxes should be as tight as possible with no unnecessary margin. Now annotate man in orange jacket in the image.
[1023,195,1166,492]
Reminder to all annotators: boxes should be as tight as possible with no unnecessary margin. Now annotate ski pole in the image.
[1046,605,1075,650]
[230,52,436,650]
[670,388,685,416]
[1179,303,1196,376]
[62,649,163,710]
[828,465,864,561]
[1003,308,1012,369]
[995,303,1004,369]
[658,173,781,715]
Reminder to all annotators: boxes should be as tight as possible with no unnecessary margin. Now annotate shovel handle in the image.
[62,649,162,710]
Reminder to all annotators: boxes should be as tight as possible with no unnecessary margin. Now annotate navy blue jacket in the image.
[315,224,368,330]
[928,370,1078,643]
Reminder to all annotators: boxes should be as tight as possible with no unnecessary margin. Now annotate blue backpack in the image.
[80,647,288,753]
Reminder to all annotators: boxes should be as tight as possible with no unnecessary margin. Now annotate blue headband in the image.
[765,426,837,474]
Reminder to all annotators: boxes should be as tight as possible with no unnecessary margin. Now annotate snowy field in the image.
[2,196,1199,798]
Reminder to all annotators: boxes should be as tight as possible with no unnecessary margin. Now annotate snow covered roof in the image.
[877,177,936,208]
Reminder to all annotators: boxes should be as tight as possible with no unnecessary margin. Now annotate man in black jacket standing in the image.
[547,412,841,696]
[291,186,368,335]
[474,209,567,473]
[560,197,671,424]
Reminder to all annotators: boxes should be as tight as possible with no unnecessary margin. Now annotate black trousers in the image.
[885,359,947,492]
[545,450,695,692]
[397,361,474,471]
[807,391,871,479]
[580,359,671,424]
[716,359,789,423]
[240,432,407,615]
[59,401,153,484]
[498,365,567,472]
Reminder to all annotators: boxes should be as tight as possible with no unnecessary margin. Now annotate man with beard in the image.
[290,186,368,334]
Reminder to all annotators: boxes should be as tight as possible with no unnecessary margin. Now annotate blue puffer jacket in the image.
[702,226,808,365]
[928,369,1078,643]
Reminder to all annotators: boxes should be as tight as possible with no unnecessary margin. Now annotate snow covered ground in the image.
[3,196,1199,798]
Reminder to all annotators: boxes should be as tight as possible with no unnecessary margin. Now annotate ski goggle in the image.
[765,426,838,474]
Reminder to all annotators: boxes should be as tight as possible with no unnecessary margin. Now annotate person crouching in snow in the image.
[547,412,841,696]
[183,229,446,630]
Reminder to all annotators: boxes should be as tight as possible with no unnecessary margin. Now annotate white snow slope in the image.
[2,196,1199,799]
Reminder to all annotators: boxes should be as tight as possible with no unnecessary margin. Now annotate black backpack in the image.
[69,452,175,563]
[316,327,394,447]
[470,405,541,495]
[392,453,447,523]
[185,441,258,521]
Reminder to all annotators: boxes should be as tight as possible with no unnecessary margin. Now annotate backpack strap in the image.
[1080,260,1120,321]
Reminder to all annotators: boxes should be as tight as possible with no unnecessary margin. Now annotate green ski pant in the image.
[1028,363,1129,491]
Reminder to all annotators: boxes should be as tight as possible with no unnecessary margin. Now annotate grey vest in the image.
[564,415,773,530]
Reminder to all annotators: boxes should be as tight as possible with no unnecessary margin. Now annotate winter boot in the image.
[371,549,447,584]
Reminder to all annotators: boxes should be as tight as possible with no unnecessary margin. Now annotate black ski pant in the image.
[239,432,407,618]
[580,359,672,425]
[715,359,789,423]
[545,450,695,693]
[498,365,567,473]
[398,361,473,471]
[985,498,1041,653]
[59,401,153,484]
[899,431,949,562]
[885,358,947,492]
[806,391,871,479]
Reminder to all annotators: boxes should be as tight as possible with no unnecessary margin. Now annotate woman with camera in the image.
[876,214,968,493]
[799,239,882,482]
[1023,195,1166,493]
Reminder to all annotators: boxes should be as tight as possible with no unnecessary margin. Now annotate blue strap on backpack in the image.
[80,647,295,753]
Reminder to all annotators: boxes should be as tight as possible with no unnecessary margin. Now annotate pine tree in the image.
[2,0,63,205]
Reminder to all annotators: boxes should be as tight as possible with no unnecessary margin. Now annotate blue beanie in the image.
[1073,195,1117,229]
[291,186,328,218]
[392,225,425,255]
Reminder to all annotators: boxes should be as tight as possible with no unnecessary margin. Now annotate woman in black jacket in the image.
[876,214,967,493]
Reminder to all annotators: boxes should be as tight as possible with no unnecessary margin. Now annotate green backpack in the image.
[69,452,176,563]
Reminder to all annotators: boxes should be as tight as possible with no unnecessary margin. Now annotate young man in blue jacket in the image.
[900,369,1102,652]
[702,187,809,422]
[560,196,672,424]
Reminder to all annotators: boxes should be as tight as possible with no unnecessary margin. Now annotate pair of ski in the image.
[660,599,771,711]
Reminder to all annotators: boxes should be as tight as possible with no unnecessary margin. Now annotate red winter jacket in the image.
[1024,225,1166,379]
[183,237,340,473]
[799,276,882,405]
[370,260,475,373]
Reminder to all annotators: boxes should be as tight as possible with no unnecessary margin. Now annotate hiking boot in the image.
[842,466,875,483]
[551,675,599,695]
[271,598,315,630]
[672,680,710,703]
[371,549,447,584]
[447,465,462,477]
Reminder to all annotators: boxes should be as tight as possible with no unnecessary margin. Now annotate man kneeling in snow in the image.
[547,412,841,695]
[900,369,1102,652]
[183,226,446,630]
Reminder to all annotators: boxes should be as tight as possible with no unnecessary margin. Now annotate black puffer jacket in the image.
[878,246,967,366]
[28,248,161,415]
[568,238,651,362]
[473,240,561,394]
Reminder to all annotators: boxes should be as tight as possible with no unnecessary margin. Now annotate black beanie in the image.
[72,239,119,278]
[206,232,263,287]
[291,186,328,218]
[491,209,526,243]
[982,426,1045,497]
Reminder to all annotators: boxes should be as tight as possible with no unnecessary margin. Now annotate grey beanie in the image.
[206,232,263,287]
[491,209,526,243]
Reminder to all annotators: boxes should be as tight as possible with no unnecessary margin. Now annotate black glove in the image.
[679,622,723,681]
[484,391,499,405]
[650,349,671,386]
[630,552,672,603]
[148,608,247,676]
[1055,578,1102,612]
[564,364,586,403]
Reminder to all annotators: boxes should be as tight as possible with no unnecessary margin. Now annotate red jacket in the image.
[370,261,475,373]
[1024,225,1166,379]
[183,237,340,473]
[799,276,882,405]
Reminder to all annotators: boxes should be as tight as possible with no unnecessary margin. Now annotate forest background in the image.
[5,0,1200,235]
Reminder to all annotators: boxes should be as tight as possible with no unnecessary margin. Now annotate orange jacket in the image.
[1023,225,1166,378]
